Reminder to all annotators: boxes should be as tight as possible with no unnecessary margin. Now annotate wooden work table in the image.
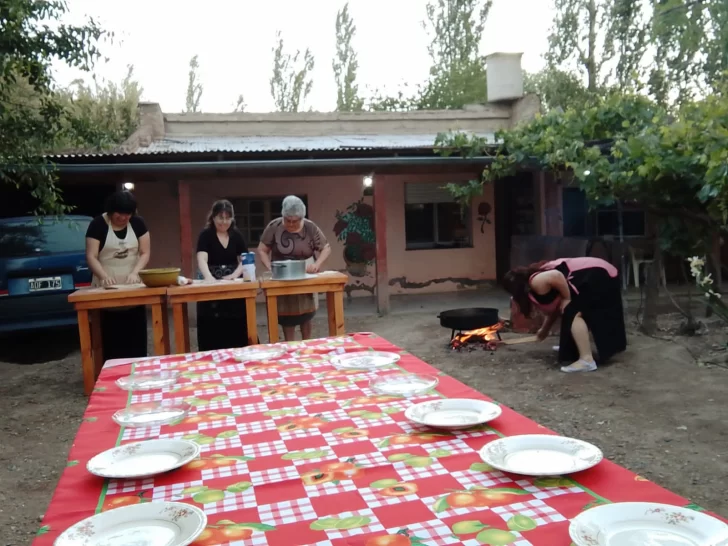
[68,285,170,395]
[166,280,259,354]
[259,271,348,343]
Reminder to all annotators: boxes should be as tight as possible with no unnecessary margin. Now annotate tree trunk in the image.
[705,232,722,318]
[586,0,598,91]
[640,240,662,335]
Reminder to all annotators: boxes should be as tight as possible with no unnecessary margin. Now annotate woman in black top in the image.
[85,190,151,359]
[196,200,250,351]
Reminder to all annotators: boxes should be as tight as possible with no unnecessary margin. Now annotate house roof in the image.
[133,133,498,154]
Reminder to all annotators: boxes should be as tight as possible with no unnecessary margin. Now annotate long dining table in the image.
[34,333,721,546]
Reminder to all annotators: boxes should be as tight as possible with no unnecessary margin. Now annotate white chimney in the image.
[485,52,524,103]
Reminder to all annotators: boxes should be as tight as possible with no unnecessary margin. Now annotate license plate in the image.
[28,276,62,292]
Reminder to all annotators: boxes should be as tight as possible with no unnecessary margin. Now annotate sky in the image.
[54,0,553,114]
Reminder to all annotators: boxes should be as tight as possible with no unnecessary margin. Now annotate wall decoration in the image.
[333,199,375,277]
[478,202,492,233]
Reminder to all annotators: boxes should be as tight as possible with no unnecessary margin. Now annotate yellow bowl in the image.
[139,268,181,288]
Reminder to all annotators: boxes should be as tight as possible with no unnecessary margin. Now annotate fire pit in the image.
[437,308,504,351]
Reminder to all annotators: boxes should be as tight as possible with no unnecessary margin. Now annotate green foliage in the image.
[333,3,364,112]
[523,67,592,112]
[270,31,315,113]
[436,88,728,257]
[368,0,490,111]
[0,0,108,215]
[185,54,203,113]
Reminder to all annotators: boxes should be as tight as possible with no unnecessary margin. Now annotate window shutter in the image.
[405,183,459,204]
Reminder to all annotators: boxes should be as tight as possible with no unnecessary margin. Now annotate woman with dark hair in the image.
[502,257,627,373]
[85,189,151,359]
[195,199,250,350]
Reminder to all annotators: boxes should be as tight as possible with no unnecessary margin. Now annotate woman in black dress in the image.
[502,257,627,373]
[195,200,250,351]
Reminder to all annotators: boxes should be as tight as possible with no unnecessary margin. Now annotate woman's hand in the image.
[125,273,141,284]
[306,262,320,274]
[536,327,549,341]
[560,298,571,312]
[101,275,116,287]
[221,273,238,280]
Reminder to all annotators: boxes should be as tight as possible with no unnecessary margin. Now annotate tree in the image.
[233,94,247,113]
[185,54,203,113]
[523,67,592,112]
[546,0,649,93]
[56,65,142,152]
[368,0,491,111]
[435,88,728,333]
[0,0,105,215]
[332,2,364,111]
[269,31,315,113]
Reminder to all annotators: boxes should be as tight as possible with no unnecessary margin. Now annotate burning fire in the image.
[451,322,504,351]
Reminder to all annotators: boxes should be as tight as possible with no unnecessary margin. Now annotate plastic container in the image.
[242,252,256,282]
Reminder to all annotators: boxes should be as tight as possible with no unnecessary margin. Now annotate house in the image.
[47,52,566,313]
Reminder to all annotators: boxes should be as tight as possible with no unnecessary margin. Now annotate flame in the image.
[454,322,504,344]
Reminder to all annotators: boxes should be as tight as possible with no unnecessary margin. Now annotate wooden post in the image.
[534,171,546,235]
[373,175,389,315]
[178,180,193,278]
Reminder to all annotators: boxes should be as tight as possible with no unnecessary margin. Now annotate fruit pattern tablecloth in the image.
[34,333,712,546]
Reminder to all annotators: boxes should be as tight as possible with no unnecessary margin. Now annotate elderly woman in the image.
[502,257,627,373]
[257,195,331,341]
[85,190,151,359]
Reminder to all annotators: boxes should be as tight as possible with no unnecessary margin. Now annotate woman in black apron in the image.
[195,200,250,351]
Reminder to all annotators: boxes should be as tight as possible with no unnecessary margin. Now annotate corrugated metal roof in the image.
[134,133,498,154]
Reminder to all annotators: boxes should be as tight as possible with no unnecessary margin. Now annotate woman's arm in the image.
[223,255,244,280]
[257,242,272,271]
[85,238,114,285]
[197,251,216,281]
[310,244,332,273]
[537,310,560,340]
[128,232,150,283]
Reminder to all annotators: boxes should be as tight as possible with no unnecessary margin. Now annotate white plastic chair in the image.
[628,245,666,288]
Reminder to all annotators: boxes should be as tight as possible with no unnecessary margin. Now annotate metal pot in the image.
[271,259,307,280]
[437,308,501,331]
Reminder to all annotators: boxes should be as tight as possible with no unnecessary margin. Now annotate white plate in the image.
[570,502,728,546]
[54,501,207,546]
[479,434,603,476]
[331,351,401,370]
[87,440,200,479]
[405,398,502,430]
[370,373,439,397]
[116,370,180,391]
[232,345,287,362]
[112,401,191,428]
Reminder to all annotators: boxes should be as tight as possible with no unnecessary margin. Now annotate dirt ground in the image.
[1,308,727,546]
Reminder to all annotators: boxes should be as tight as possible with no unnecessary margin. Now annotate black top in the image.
[196,227,248,279]
[86,215,148,252]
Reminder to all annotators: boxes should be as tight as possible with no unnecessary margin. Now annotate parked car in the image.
[0,215,92,333]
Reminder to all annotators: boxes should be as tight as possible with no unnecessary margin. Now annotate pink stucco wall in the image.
[134,171,496,298]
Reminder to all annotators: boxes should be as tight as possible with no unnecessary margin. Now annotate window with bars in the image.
[228,196,309,245]
[404,183,472,250]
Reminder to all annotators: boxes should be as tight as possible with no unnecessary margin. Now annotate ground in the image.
[1,307,727,546]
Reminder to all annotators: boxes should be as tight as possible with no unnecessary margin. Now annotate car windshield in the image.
[0,218,90,258]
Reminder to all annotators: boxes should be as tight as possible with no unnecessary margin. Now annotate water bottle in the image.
[241,252,256,282]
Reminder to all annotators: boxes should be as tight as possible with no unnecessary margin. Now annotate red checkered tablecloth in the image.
[33,333,716,546]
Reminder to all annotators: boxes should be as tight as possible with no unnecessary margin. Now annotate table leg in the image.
[245,297,258,345]
[151,302,170,355]
[326,289,345,335]
[172,302,190,354]
[90,310,104,378]
[266,296,279,343]
[77,309,95,396]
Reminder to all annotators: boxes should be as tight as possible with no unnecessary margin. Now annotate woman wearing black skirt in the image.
[503,257,627,373]
[195,200,250,351]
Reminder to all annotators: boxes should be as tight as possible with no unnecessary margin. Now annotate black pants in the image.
[100,306,148,360]
[196,299,251,351]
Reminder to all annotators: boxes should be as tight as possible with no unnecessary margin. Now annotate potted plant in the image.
[333,200,375,277]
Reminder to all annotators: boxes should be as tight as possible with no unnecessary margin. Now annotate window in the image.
[229,196,308,245]
[0,218,90,258]
[562,188,646,238]
[404,183,471,250]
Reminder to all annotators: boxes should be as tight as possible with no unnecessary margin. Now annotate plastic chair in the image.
[628,245,666,288]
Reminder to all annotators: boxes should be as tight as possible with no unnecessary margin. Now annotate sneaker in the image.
[560,359,597,373]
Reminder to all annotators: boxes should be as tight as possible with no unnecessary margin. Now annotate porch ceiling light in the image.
[122,182,135,190]
[363,175,373,188]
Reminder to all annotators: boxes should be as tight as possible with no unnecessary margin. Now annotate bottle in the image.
[241,252,256,282]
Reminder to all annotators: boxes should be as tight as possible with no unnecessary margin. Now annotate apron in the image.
[278,256,319,316]
[92,214,140,310]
